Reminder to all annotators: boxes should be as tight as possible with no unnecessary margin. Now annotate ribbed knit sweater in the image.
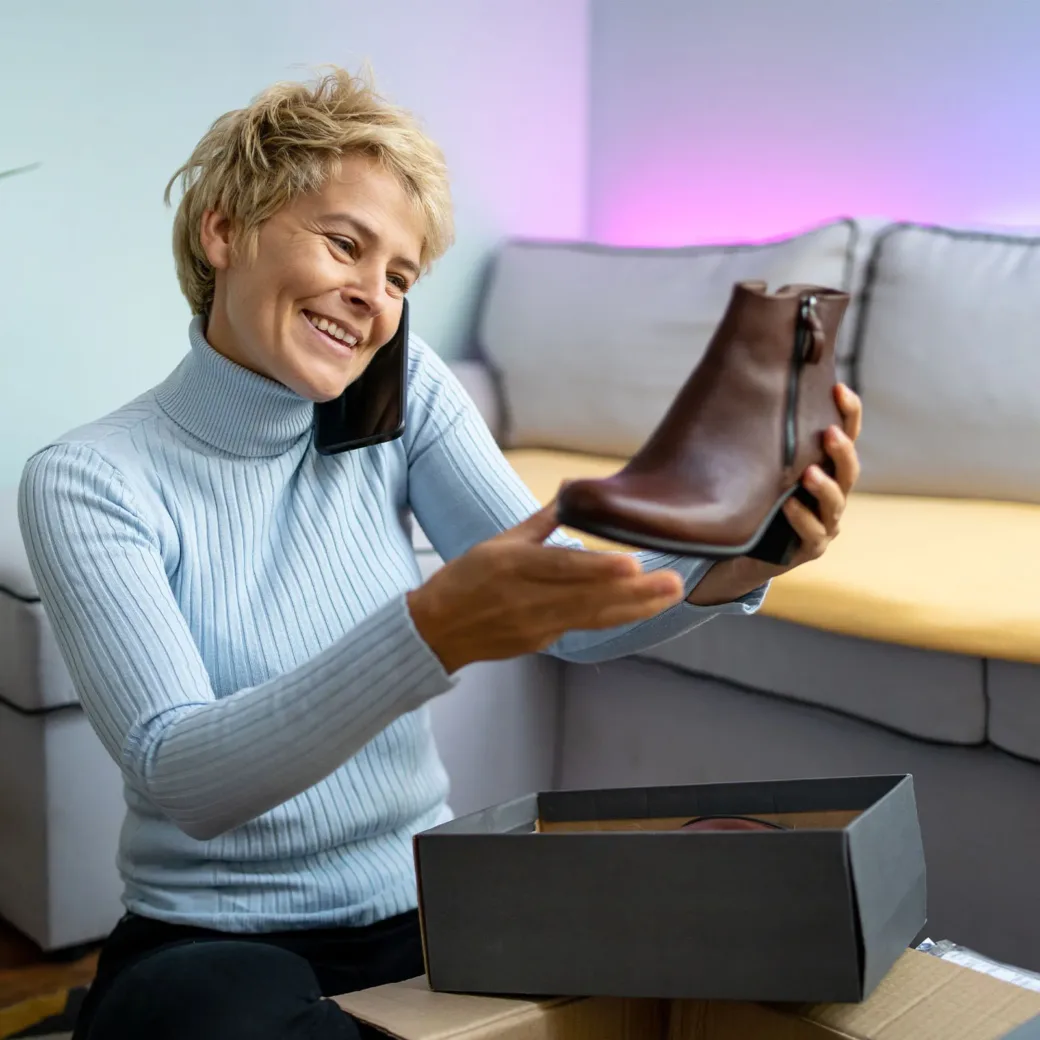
[17,317,766,931]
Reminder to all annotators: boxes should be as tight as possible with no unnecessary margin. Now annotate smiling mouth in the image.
[303,310,361,351]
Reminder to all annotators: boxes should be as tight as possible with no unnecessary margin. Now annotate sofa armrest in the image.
[449,359,504,443]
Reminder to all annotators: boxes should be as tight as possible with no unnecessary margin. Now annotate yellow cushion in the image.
[504,448,1040,665]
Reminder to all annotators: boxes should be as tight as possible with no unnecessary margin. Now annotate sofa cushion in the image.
[853,223,1040,503]
[479,220,858,456]
[987,660,1040,763]
[504,449,1040,665]
[761,493,1040,666]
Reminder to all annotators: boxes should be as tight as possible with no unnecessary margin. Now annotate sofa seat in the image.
[504,449,1040,666]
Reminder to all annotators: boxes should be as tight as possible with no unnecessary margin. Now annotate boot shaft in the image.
[633,281,850,478]
[716,281,849,368]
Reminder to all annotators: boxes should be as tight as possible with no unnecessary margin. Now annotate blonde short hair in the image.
[165,66,454,316]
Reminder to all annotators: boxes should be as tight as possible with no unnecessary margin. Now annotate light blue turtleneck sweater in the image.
[17,318,766,932]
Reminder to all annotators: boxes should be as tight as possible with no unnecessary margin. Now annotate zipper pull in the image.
[798,295,825,364]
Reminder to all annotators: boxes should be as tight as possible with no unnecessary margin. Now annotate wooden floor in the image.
[0,918,99,1010]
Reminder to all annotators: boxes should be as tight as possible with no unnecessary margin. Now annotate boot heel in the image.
[745,485,812,565]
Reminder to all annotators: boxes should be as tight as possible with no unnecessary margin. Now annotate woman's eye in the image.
[330,236,355,255]
[388,275,409,292]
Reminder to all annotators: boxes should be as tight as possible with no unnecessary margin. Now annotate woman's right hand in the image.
[406,503,686,674]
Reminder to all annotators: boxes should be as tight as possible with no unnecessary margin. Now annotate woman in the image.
[18,68,862,1040]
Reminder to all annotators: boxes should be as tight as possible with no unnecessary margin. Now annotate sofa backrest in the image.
[851,223,1040,504]
[477,219,1040,505]
[477,220,857,458]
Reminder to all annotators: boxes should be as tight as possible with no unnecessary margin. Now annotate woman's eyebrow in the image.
[319,211,371,236]
[318,212,420,277]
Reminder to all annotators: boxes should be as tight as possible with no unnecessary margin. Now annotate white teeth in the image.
[307,313,358,347]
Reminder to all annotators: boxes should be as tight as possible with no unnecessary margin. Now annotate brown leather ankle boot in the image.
[555,281,850,564]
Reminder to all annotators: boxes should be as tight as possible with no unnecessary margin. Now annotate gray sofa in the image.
[2,217,1038,977]
[442,217,1040,973]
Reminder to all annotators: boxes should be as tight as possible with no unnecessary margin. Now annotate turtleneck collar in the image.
[155,316,315,457]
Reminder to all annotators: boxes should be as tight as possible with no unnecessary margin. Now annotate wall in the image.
[9,0,1039,488]
[0,0,589,486]
[587,0,1040,245]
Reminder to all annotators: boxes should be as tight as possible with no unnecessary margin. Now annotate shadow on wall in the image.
[0,163,40,182]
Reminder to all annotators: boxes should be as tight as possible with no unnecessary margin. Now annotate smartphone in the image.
[313,298,409,455]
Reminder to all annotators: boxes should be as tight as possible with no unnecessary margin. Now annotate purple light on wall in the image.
[586,3,1040,247]
[591,151,919,245]
[594,166,876,246]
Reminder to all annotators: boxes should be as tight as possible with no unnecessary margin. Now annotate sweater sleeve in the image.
[18,443,455,842]
[404,345,768,664]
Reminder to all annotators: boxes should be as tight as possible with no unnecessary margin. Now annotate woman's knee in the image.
[84,940,360,1040]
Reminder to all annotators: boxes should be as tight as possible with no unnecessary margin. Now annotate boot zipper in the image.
[784,295,818,468]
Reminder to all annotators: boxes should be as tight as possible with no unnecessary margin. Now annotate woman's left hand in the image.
[780,383,863,569]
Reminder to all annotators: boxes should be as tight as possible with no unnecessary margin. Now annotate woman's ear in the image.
[199,210,234,270]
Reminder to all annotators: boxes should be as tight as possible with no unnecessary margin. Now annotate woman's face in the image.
[201,154,425,402]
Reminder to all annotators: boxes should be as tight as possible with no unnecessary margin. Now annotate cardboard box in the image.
[412,774,926,1002]
[335,950,1040,1040]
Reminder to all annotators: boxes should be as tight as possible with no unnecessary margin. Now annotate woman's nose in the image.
[341,267,386,315]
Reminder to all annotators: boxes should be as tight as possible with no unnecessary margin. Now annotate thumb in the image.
[506,499,561,543]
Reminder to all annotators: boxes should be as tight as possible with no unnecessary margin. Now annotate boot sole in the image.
[557,462,833,567]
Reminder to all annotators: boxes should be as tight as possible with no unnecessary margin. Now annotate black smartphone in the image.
[312,298,409,455]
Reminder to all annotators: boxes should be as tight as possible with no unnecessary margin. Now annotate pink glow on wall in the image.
[587,1,1040,246]
[594,165,912,246]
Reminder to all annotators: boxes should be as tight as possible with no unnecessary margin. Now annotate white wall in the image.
[0,0,589,487]
[587,0,1040,245]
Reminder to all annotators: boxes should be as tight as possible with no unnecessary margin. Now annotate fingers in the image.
[802,463,844,532]
[834,384,863,442]
[631,569,685,599]
[586,594,686,631]
[554,571,687,631]
[823,424,861,495]
[497,542,644,584]
[782,496,828,556]
[584,571,684,610]
[503,501,561,544]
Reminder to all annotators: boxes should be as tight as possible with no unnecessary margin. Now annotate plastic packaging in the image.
[916,938,1040,994]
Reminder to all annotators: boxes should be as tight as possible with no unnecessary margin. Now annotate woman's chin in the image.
[298,380,348,404]
[311,386,346,404]
[282,359,352,403]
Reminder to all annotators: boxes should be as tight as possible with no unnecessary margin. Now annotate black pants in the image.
[72,909,424,1040]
